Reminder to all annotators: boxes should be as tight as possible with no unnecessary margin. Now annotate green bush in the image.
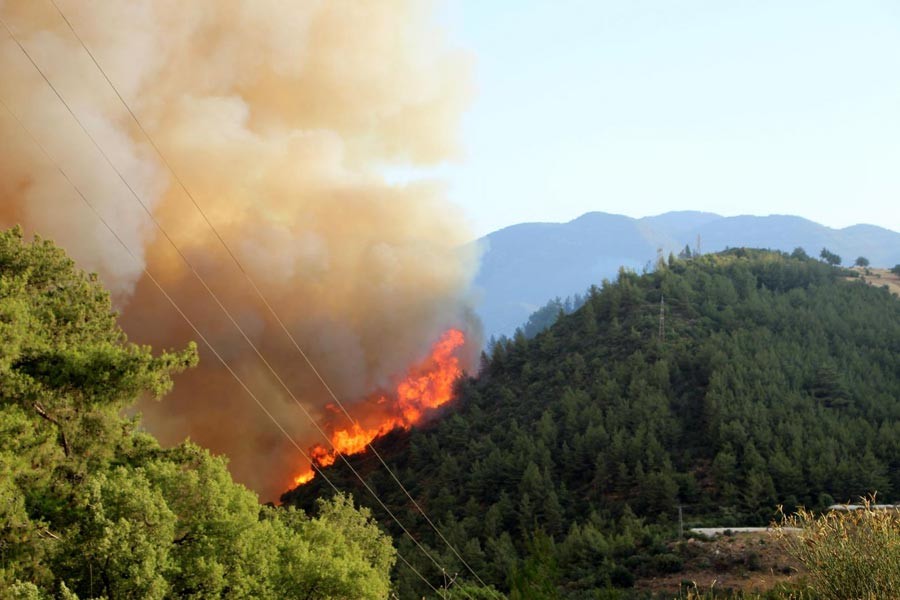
[651,553,684,574]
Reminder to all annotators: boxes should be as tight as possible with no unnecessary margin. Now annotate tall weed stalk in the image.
[775,497,899,600]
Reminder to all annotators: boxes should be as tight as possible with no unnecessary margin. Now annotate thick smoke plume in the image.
[0,0,478,499]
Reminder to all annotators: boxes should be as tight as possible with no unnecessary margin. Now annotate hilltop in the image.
[474,211,900,339]
[286,249,900,598]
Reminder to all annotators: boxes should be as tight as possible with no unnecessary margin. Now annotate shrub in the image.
[651,552,684,574]
[775,497,900,599]
[608,565,634,588]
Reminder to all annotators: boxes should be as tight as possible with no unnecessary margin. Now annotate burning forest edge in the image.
[293,328,467,487]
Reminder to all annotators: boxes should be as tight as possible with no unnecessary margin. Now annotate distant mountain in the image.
[473,211,900,339]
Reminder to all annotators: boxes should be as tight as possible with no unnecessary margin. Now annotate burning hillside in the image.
[294,328,465,486]
[0,0,477,500]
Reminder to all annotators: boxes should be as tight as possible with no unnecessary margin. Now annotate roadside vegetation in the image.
[775,498,899,600]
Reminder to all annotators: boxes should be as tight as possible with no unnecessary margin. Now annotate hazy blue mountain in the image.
[473,211,900,339]
[639,210,722,240]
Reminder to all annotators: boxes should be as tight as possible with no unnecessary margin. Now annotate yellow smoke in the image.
[0,0,477,500]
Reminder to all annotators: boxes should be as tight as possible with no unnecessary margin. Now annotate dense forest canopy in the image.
[286,248,900,598]
[0,227,396,599]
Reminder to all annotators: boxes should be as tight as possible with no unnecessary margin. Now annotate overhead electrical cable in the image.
[46,0,488,588]
[0,94,443,600]
[0,17,466,594]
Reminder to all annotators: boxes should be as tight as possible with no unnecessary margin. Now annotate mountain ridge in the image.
[473,211,900,339]
[482,211,898,238]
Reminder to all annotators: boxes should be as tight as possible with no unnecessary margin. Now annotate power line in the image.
[0,15,448,580]
[0,18,463,593]
[46,0,487,588]
[658,294,665,342]
[0,95,442,600]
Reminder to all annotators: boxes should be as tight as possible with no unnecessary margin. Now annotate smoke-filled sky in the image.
[392,0,900,236]
[0,0,479,500]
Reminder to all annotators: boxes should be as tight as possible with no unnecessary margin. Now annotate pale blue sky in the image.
[396,1,900,237]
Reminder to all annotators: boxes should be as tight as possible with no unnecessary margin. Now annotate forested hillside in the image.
[286,248,900,598]
[0,228,396,599]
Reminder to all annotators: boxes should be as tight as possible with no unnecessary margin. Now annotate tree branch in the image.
[33,401,70,457]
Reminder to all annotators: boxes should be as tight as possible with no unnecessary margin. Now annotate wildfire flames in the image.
[292,329,465,486]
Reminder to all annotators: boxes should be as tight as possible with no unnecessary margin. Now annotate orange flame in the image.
[292,470,316,486]
[291,329,465,486]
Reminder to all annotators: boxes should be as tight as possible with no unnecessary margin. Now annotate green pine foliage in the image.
[0,227,396,599]
[287,248,900,598]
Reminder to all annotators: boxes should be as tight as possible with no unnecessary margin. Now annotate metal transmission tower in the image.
[658,294,666,341]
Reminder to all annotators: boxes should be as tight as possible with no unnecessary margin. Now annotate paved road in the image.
[690,527,802,537]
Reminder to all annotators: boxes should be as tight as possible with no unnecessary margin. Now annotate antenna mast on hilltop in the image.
[696,234,702,256]
[658,294,665,342]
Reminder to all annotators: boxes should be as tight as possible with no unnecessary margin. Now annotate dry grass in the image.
[677,587,812,599]
[678,587,810,599]
[773,498,900,600]
[849,267,900,297]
